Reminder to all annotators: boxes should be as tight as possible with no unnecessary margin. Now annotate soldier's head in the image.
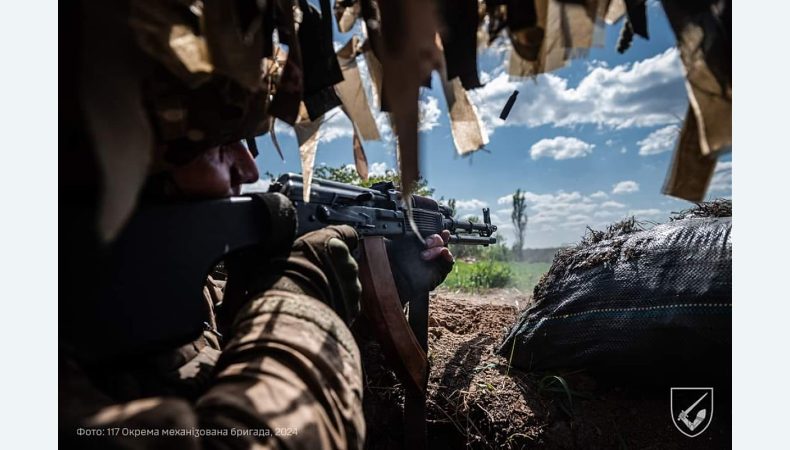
[163,140,260,199]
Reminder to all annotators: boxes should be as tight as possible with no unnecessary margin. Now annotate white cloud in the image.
[418,96,441,131]
[455,198,489,211]
[460,212,481,220]
[497,195,513,205]
[240,178,271,193]
[470,48,686,136]
[601,200,626,208]
[566,214,591,223]
[495,189,605,232]
[369,161,389,177]
[709,160,732,193]
[343,161,391,177]
[593,209,621,218]
[628,208,663,217]
[530,137,595,160]
[612,180,640,194]
[590,190,608,200]
[638,125,680,155]
[319,108,355,142]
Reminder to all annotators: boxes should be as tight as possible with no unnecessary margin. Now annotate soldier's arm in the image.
[60,227,366,449]
[61,293,363,450]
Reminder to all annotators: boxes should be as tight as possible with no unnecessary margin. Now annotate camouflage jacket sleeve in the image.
[60,290,365,450]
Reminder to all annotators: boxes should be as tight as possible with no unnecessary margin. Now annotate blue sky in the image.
[249,3,732,248]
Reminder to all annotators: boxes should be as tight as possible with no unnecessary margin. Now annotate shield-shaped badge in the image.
[670,387,714,437]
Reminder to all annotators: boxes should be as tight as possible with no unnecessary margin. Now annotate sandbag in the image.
[499,213,731,377]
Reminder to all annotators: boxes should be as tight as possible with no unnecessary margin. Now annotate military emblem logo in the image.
[670,387,714,437]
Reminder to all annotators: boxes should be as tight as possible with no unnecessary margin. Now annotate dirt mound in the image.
[359,293,546,449]
[358,293,731,449]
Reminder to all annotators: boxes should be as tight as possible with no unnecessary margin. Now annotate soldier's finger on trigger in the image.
[441,247,454,263]
[425,234,442,249]
[420,246,444,261]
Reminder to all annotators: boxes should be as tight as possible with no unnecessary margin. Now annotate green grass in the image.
[443,261,551,292]
[509,261,551,292]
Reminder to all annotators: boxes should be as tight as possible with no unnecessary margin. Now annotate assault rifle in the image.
[268,173,497,245]
[92,173,497,357]
[92,173,497,449]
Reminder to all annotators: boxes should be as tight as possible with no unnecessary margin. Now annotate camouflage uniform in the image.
[59,276,365,449]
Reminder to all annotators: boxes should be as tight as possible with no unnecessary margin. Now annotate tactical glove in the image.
[260,225,362,324]
[386,233,454,303]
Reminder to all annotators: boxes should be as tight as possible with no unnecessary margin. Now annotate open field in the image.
[443,261,552,293]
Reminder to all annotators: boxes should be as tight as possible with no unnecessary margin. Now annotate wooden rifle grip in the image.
[358,236,428,396]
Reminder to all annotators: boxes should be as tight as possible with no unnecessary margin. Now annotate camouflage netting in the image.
[499,200,732,378]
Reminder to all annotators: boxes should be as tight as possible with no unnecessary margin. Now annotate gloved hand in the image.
[386,230,454,302]
[257,225,362,324]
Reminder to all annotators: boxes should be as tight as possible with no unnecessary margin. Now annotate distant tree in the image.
[447,198,457,218]
[511,189,528,260]
[313,164,435,197]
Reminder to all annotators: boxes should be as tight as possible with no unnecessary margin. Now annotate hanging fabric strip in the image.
[623,0,648,38]
[508,0,560,76]
[269,117,285,161]
[509,0,609,77]
[438,0,482,89]
[269,0,304,125]
[662,108,717,202]
[442,77,489,155]
[336,37,381,141]
[298,0,345,120]
[294,104,324,202]
[605,0,627,24]
[353,128,369,180]
[376,0,442,198]
[661,0,731,156]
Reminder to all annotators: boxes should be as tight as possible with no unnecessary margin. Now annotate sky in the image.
[248,2,732,248]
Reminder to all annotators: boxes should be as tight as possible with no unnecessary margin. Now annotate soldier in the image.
[60,2,454,447]
[60,134,453,450]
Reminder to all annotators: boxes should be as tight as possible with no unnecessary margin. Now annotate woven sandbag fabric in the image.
[499,217,732,376]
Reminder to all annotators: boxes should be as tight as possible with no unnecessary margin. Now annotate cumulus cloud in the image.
[530,137,595,160]
[709,160,732,193]
[310,94,440,144]
[496,190,598,231]
[418,96,441,131]
[455,199,489,211]
[240,178,272,193]
[593,209,621,218]
[343,161,391,177]
[488,182,672,247]
[319,108,355,142]
[369,161,389,177]
[497,195,513,205]
[469,48,686,136]
[628,208,663,216]
[612,180,640,194]
[638,124,680,155]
